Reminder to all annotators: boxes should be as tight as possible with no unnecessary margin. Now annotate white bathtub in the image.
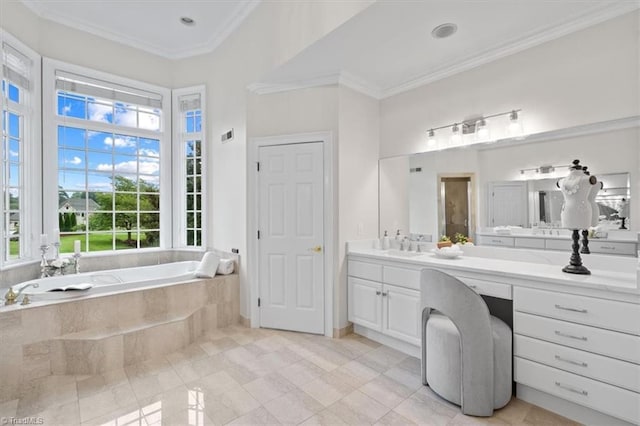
[11,261,200,301]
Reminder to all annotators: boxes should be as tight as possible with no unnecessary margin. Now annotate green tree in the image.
[89,175,159,246]
[58,186,70,204]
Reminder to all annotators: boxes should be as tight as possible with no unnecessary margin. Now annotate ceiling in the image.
[21,0,260,59]
[254,1,639,99]
[20,0,638,96]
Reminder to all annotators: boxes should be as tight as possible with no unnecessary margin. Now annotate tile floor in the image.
[0,326,580,425]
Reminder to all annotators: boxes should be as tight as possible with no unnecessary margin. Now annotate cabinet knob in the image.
[376,291,381,296]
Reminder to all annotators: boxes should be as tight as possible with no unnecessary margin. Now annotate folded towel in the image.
[195,252,220,278]
[217,258,235,275]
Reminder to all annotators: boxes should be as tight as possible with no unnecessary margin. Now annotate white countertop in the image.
[475,231,637,244]
[347,241,639,296]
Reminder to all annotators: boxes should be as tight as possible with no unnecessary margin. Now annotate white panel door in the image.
[489,182,528,227]
[258,142,324,334]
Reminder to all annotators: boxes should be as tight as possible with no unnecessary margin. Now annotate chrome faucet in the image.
[4,283,39,306]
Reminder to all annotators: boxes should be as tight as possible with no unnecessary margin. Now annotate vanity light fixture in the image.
[520,164,568,175]
[425,108,523,151]
[427,129,437,148]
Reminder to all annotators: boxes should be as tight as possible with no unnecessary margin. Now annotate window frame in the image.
[42,58,172,254]
[0,30,41,267]
[171,85,207,249]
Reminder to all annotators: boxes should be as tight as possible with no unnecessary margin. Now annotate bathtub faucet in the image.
[4,283,39,306]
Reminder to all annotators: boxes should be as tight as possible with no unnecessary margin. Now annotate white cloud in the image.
[66,156,82,165]
[62,105,71,114]
[138,148,159,157]
[88,102,112,123]
[9,150,19,158]
[104,136,136,149]
[96,160,159,176]
[114,108,138,127]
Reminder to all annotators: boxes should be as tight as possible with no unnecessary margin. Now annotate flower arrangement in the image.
[437,235,452,249]
[453,233,473,245]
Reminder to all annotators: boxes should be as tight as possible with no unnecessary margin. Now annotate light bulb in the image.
[476,118,490,141]
[507,110,523,137]
[450,123,461,145]
[427,129,437,149]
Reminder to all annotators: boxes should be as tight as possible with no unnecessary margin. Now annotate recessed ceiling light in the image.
[432,23,457,39]
[180,17,195,26]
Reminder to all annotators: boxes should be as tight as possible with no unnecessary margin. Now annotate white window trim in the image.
[0,29,41,267]
[42,57,172,253]
[171,85,207,249]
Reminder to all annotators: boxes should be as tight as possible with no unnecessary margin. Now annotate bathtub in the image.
[10,260,200,301]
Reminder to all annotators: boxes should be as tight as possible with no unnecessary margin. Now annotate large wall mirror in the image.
[379,123,638,241]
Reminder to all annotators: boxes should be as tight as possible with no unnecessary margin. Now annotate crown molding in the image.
[20,0,260,59]
[247,71,381,99]
[381,2,640,99]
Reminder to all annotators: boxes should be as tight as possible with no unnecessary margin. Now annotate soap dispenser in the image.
[382,231,390,250]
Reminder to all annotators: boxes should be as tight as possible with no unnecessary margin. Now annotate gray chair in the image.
[420,268,512,417]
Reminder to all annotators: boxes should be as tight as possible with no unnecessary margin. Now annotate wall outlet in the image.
[231,248,239,254]
[221,128,234,143]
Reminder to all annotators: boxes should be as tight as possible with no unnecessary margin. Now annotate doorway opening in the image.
[438,174,476,243]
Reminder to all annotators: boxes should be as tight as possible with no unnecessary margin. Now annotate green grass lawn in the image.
[7,233,158,257]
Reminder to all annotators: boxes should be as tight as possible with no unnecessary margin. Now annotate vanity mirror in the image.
[379,121,639,244]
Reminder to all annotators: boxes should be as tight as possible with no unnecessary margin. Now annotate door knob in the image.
[308,245,322,253]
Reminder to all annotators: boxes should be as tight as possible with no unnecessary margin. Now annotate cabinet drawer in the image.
[456,276,512,300]
[348,260,382,282]
[514,287,640,335]
[514,312,640,364]
[515,237,545,249]
[544,238,572,251]
[589,241,636,256]
[476,235,514,247]
[515,357,640,425]
[383,266,421,290]
[514,334,640,393]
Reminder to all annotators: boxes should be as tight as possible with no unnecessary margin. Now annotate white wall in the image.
[379,156,410,236]
[380,10,640,158]
[336,87,379,329]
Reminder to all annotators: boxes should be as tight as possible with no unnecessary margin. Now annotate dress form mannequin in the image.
[557,160,596,275]
[558,161,596,229]
[618,198,630,230]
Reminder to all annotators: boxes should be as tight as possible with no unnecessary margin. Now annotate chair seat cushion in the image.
[426,313,512,409]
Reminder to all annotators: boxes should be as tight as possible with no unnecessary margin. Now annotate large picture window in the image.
[43,60,170,253]
[1,33,40,265]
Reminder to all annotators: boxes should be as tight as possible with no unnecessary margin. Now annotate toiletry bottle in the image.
[382,231,390,250]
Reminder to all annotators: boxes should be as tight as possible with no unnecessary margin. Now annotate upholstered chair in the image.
[420,268,512,416]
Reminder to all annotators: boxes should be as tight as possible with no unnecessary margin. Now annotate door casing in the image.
[248,132,334,337]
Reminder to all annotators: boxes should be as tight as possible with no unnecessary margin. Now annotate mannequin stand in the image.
[563,229,590,275]
[580,230,590,254]
[619,217,627,230]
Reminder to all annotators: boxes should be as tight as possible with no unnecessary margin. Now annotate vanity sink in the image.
[386,249,424,258]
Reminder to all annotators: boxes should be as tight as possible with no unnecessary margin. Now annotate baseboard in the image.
[333,323,353,338]
[516,384,635,426]
[238,315,250,327]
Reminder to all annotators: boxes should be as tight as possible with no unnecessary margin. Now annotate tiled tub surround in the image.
[0,272,239,403]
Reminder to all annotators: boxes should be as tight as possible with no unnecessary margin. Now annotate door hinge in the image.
[256,162,260,172]
[258,297,261,307]
[257,230,261,239]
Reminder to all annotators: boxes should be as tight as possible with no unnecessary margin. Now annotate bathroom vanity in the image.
[347,241,639,425]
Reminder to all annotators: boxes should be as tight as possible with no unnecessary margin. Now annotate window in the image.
[1,32,40,265]
[43,59,170,253]
[173,87,206,248]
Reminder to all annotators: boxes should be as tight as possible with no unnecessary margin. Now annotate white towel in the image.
[217,258,235,275]
[195,252,220,278]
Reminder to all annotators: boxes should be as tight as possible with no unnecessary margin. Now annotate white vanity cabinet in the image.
[513,287,640,425]
[347,259,421,346]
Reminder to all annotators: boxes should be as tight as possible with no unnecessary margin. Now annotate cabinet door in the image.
[382,284,421,346]
[348,277,382,331]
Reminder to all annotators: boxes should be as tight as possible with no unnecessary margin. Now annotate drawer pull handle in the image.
[376,291,381,296]
[554,304,588,314]
[381,292,388,297]
[555,355,588,368]
[554,331,588,341]
[600,246,615,250]
[469,285,477,289]
[555,381,588,396]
